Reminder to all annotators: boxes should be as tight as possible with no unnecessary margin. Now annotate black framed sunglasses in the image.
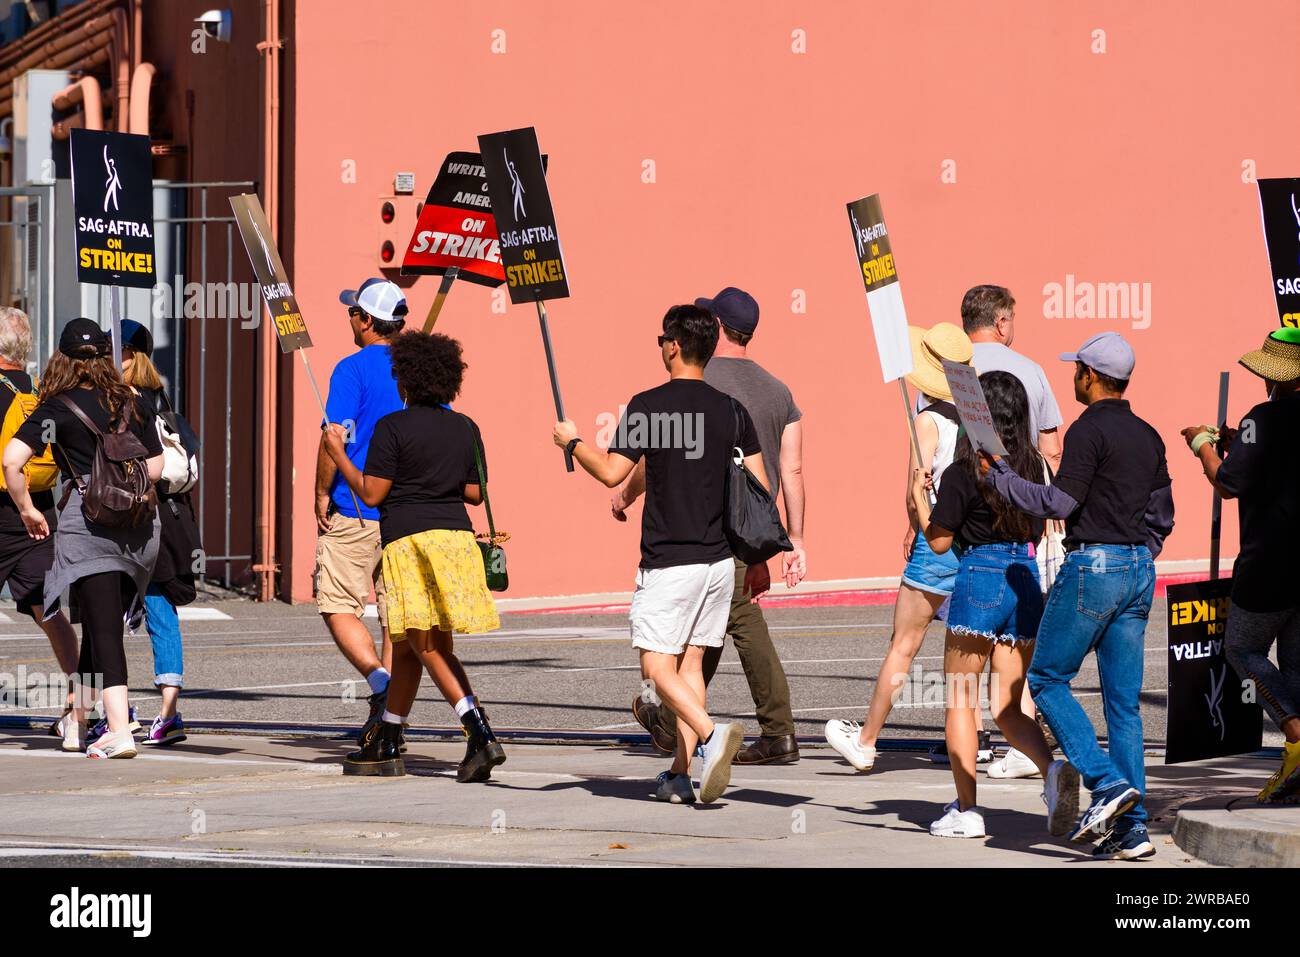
[657,335,675,347]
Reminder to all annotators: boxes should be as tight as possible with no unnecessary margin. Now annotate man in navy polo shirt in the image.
[315,278,407,740]
[983,332,1174,861]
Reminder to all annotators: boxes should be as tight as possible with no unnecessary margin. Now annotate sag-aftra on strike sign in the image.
[70,129,157,289]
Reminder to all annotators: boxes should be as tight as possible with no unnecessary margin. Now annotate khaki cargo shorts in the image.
[314,514,387,628]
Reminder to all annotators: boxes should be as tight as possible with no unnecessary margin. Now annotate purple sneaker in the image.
[141,713,187,747]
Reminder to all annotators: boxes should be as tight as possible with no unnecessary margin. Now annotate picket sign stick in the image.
[299,348,366,525]
[109,285,123,371]
[421,266,460,333]
[897,378,935,507]
[536,298,574,473]
[1208,371,1230,580]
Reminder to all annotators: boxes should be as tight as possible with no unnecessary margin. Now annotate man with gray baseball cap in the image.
[982,331,1174,861]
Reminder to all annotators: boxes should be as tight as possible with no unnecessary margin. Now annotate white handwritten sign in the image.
[941,359,1007,457]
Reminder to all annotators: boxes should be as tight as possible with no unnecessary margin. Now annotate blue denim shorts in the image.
[901,533,960,597]
[947,543,1044,644]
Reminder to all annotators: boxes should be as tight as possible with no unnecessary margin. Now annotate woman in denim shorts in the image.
[912,372,1077,838]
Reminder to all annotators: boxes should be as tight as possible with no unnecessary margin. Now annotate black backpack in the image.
[55,395,157,530]
[722,397,793,564]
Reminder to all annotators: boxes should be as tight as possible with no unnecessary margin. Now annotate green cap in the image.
[1270,326,1300,345]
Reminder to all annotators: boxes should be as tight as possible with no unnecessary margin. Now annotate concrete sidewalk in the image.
[0,727,1287,867]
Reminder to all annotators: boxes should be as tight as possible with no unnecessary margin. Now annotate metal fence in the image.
[2,180,261,595]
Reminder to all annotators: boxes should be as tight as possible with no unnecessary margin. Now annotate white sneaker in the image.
[1043,759,1081,837]
[86,729,137,760]
[823,719,876,771]
[61,719,87,753]
[987,747,1041,779]
[698,722,743,803]
[929,800,986,838]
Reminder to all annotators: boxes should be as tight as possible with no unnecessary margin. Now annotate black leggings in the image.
[74,571,130,690]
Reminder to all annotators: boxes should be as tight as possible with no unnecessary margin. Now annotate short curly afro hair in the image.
[388,331,467,407]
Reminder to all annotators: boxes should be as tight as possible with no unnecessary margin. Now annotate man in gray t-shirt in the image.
[961,285,1064,471]
[616,286,806,765]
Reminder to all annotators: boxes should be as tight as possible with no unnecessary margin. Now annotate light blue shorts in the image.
[901,534,959,597]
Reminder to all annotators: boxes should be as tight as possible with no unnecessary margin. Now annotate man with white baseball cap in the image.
[982,331,1174,861]
[315,278,408,749]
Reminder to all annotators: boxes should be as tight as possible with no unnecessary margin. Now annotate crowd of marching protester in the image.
[6,281,1299,859]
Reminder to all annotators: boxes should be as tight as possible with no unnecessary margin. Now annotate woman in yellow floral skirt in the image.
[323,330,504,782]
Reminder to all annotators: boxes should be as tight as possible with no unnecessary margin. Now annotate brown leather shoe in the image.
[734,733,800,765]
[631,696,677,756]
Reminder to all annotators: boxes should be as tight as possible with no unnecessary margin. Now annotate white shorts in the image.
[629,557,735,655]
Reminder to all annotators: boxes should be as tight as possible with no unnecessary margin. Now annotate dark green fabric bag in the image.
[463,415,508,592]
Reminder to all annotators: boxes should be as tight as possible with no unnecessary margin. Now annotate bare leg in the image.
[321,612,384,679]
[384,636,424,716]
[671,647,708,776]
[158,685,181,720]
[33,605,77,710]
[945,629,992,811]
[861,585,946,747]
[407,628,471,706]
[380,627,393,673]
[102,685,131,734]
[641,649,714,749]
[990,640,1054,773]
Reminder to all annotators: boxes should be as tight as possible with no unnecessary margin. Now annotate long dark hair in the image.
[39,351,137,424]
[952,371,1043,542]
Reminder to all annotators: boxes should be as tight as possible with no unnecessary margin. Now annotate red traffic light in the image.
[380,240,395,263]
[381,201,395,224]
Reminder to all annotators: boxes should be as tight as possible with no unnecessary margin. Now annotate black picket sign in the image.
[70,129,157,289]
[1257,177,1300,330]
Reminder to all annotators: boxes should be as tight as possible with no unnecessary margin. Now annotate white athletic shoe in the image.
[61,719,87,753]
[929,800,986,838]
[987,747,1041,779]
[1043,759,1081,837]
[823,719,876,771]
[86,729,137,760]
[698,722,743,803]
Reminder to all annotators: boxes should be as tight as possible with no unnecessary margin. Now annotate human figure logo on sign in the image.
[70,129,157,369]
[478,126,575,470]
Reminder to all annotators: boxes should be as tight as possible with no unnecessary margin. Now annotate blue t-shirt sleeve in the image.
[324,357,361,428]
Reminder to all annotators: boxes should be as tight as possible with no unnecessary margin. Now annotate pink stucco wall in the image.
[281,0,1298,602]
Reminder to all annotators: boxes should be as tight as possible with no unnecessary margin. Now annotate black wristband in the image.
[565,437,582,456]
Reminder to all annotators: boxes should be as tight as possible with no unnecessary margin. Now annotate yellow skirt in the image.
[381,529,500,637]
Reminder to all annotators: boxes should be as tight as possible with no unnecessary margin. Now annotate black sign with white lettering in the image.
[70,129,156,289]
[1257,178,1300,329]
[477,127,570,304]
[1165,579,1262,764]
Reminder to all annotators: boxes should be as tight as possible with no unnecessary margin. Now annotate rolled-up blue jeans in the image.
[1028,544,1155,834]
[144,585,184,688]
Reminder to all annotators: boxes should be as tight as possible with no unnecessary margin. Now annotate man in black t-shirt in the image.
[985,332,1173,861]
[553,304,767,806]
[0,307,79,727]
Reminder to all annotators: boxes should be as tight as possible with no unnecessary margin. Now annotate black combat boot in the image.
[457,707,507,783]
[343,720,404,776]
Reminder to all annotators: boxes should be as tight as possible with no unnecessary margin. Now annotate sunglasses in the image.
[657,335,675,347]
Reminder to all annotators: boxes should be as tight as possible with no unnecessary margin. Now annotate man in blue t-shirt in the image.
[314,278,406,740]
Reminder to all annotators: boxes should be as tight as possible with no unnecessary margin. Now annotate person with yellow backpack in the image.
[0,308,80,730]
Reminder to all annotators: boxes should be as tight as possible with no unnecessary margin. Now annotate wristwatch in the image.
[565,437,582,457]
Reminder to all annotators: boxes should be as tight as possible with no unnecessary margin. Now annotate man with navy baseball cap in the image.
[314,278,407,747]
[982,331,1174,861]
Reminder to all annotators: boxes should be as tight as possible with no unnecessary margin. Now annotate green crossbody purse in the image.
[463,415,508,592]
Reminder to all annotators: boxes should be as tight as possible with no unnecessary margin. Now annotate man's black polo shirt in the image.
[1054,398,1171,548]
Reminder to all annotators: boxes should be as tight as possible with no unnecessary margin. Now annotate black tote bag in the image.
[722,396,793,564]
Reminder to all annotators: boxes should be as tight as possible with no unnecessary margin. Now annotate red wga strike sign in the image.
[402,151,521,287]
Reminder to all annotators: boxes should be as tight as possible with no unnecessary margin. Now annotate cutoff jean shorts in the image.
[946,542,1044,644]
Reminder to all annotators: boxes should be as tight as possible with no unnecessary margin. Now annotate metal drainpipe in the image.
[256,0,283,601]
[52,77,105,133]
[127,62,152,134]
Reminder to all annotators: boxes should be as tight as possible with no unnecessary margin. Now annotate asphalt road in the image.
[6,594,1269,749]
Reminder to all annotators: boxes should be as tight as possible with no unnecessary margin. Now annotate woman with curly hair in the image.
[1,319,163,759]
[324,330,504,782]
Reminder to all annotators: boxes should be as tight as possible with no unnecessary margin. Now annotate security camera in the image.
[194,9,232,44]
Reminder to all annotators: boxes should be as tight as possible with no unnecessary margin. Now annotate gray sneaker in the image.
[699,722,744,803]
[653,770,696,804]
[1043,759,1081,836]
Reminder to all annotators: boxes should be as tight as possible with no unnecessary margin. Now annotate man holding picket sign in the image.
[982,332,1174,860]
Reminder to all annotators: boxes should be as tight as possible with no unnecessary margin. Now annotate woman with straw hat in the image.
[826,322,993,770]
[1182,326,1300,804]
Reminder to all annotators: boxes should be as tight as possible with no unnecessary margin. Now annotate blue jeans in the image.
[144,585,184,687]
[1028,545,1155,834]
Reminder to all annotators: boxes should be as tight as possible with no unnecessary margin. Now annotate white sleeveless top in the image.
[918,398,959,490]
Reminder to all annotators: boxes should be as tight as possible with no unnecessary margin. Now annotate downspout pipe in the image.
[127,61,153,135]
[257,0,282,602]
[52,77,105,131]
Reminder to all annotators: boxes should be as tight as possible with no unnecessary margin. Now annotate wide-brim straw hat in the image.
[1239,328,1300,383]
[904,321,974,401]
